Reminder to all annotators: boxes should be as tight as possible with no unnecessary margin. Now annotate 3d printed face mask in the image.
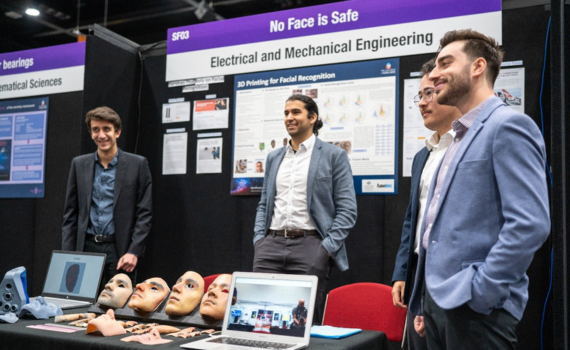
[0,312,18,323]
[165,271,204,316]
[86,309,127,337]
[97,273,133,309]
[127,277,169,313]
[200,274,232,320]
[19,296,62,319]
[121,327,172,345]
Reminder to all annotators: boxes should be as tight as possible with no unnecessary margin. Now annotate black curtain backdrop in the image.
[0,91,83,296]
[0,5,554,350]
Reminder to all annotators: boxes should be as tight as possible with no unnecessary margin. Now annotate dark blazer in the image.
[391,147,430,304]
[409,97,550,320]
[253,137,357,271]
[62,148,152,258]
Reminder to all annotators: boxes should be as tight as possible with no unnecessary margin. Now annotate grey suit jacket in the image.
[253,137,357,271]
[62,148,153,258]
[409,97,550,320]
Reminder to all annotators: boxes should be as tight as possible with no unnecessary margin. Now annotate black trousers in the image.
[423,286,518,350]
[406,309,428,350]
[252,234,331,325]
[84,240,137,294]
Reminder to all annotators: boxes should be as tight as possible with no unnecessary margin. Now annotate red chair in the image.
[322,282,407,342]
[202,274,223,293]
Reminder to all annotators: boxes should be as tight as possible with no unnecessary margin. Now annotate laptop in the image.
[182,272,318,350]
[29,250,106,310]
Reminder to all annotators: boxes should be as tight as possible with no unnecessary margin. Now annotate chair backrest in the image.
[322,282,407,342]
[202,274,223,293]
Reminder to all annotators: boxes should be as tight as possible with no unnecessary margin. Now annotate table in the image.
[0,309,389,350]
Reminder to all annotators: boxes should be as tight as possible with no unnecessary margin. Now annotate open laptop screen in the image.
[226,277,313,338]
[42,251,105,301]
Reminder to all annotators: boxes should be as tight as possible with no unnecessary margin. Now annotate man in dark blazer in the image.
[253,94,357,323]
[409,30,550,349]
[392,59,460,349]
[62,107,152,286]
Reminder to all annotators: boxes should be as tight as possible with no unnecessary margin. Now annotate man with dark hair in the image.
[291,299,307,333]
[62,106,152,288]
[408,30,550,349]
[391,58,461,350]
[253,94,357,324]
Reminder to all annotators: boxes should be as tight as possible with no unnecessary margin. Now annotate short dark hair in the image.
[420,58,436,77]
[438,29,504,84]
[286,94,323,136]
[85,106,122,132]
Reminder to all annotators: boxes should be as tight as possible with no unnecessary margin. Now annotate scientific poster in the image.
[402,78,433,177]
[494,67,525,113]
[231,59,399,195]
[0,97,49,198]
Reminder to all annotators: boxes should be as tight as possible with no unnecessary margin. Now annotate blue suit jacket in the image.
[409,97,550,320]
[392,147,430,304]
[253,137,357,271]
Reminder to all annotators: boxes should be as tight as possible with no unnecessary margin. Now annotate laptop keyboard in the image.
[31,297,91,310]
[207,337,295,349]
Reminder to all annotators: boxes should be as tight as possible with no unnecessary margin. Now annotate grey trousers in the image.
[252,234,331,325]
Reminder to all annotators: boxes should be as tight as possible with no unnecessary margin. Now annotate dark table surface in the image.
[0,308,389,350]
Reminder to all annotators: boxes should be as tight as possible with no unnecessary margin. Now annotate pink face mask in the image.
[86,309,126,336]
[121,327,172,345]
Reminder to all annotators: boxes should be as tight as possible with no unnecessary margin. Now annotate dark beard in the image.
[436,65,471,107]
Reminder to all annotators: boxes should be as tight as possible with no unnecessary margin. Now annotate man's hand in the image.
[391,281,407,309]
[414,316,425,337]
[117,253,138,273]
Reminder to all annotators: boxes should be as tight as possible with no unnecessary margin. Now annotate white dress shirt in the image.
[413,129,455,254]
[270,134,317,230]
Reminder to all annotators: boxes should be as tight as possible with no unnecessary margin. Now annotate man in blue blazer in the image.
[253,94,357,323]
[62,107,152,287]
[408,30,550,349]
[392,59,460,349]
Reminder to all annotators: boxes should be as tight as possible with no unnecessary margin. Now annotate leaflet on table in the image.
[162,101,190,124]
[494,67,524,113]
[163,131,187,175]
[402,78,432,177]
[196,137,222,174]
[231,59,399,195]
[192,98,230,130]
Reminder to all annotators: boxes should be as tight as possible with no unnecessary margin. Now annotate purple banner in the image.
[0,42,85,77]
[167,0,500,54]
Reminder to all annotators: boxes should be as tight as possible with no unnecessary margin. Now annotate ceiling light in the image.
[25,8,40,16]
[5,11,24,19]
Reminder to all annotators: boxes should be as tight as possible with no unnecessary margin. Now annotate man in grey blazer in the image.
[253,94,357,323]
[62,107,152,287]
[392,59,460,349]
[408,30,550,349]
